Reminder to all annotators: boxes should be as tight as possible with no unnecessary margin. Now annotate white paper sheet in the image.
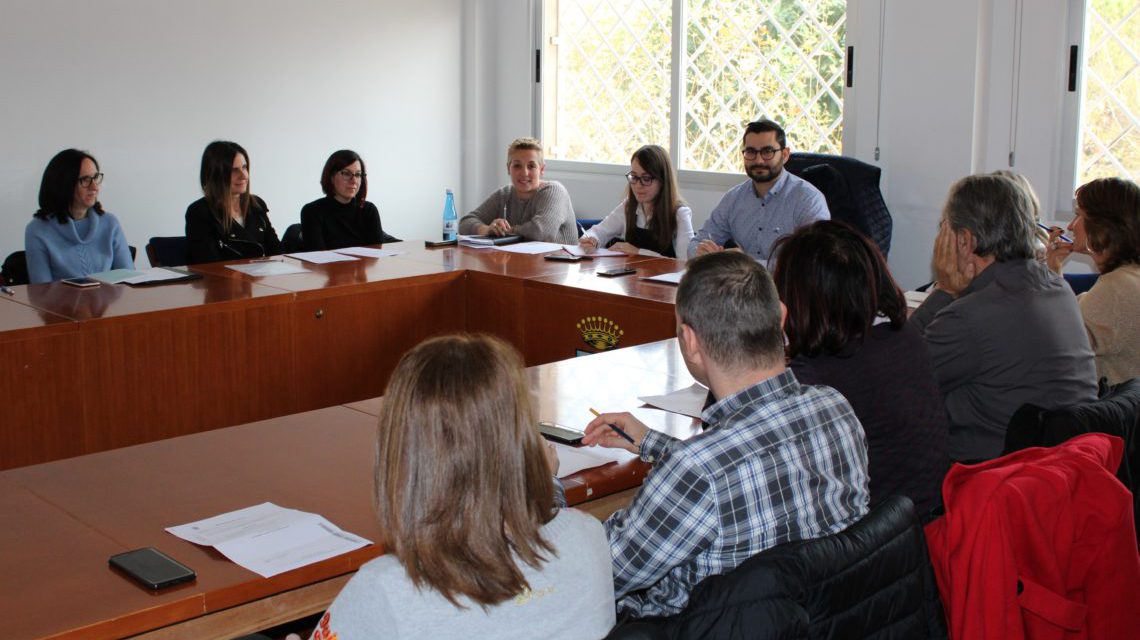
[562,244,626,258]
[121,268,194,284]
[332,246,405,258]
[457,236,498,249]
[226,261,310,277]
[286,251,360,264]
[640,270,686,284]
[493,241,565,254]
[904,289,930,309]
[637,382,710,419]
[166,502,371,578]
[553,442,638,478]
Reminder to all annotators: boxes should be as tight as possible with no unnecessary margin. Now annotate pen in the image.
[588,407,636,444]
[1,285,14,295]
[1036,222,1073,244]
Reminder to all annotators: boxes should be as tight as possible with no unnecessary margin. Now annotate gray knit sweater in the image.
[458,181,577,244]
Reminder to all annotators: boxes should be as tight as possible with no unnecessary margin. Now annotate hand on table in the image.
[610,242,640,256]
[479,218,512,236]
[582,411,648,454]
[931,221,976,297]
[694,239,723,257]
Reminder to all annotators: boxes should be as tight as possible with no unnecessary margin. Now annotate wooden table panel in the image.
[4,406,386,637]
[522,277,677,365]
[79,296,297,454]
[0,297,85,468]
[289,272,466,412]
[0,476,205,640]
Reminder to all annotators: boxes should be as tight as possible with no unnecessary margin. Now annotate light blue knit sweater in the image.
[24,209,133,283]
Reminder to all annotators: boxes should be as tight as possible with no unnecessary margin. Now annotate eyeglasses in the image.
[77,173,104,188]
[337,170,366,180]
[741,146,784,160]
[625,172,657,186]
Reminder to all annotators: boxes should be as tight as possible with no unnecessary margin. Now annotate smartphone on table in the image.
[62,277,100,288]
[596,266,637,278]
[109,547,196,590]
[539,421,585,445]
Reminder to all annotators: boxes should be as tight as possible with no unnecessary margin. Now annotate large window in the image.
[541,0,847,172]
[1077,0,1140,182]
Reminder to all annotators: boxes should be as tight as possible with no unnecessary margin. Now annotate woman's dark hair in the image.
[200,140,251,234]
[773,220,906,358]
[1075,177,1140,274]
[35,149,104,224]
[319,149,368,208]
[624,144,683,254]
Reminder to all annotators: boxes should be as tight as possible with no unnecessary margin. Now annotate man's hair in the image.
[1076,177,1140,274]
[742,118,787,149]
[373,334,555,607]
[677,252,785,369]
[506,137,544,165]
[773,221,906,358]
[943,173,1037,261]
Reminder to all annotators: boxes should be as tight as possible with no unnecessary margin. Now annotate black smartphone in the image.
[62,277,101,288]
[544,254,585,262]
[539,420,585,445]
[597,266,637,278]
[109,547,196,590]
[424,239,458,248]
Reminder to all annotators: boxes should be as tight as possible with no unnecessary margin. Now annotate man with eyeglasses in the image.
[688,119,829,263]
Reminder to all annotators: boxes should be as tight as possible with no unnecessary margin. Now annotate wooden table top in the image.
[0,295,75,342]
[2,340,699,639]
[527,257,683,306]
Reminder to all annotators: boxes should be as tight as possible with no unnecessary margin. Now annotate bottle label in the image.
[442,219,457,241]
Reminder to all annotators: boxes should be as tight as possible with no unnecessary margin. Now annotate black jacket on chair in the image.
[608,495,947,640]
[785,152,892,258]
[1005,377,1140,546]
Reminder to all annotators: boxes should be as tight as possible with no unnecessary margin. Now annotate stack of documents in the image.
[552,442,638,478]
[167,502,371,578]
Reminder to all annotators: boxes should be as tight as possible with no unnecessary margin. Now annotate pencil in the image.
[588,408,636,444]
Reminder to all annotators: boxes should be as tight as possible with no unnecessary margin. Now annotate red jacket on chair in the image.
[925,433,1140,639]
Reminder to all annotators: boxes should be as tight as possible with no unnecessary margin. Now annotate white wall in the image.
[0,0,462,265]
[467,0,1087,289]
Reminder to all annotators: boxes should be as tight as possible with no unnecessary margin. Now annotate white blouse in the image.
[583,201,695,258]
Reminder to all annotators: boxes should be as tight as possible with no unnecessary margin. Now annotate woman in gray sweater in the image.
[310,334,615,640]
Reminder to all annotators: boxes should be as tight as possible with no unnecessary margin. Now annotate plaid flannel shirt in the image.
[606,369,869,617]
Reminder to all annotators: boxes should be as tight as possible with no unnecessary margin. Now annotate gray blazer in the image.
[911,259,1098,461]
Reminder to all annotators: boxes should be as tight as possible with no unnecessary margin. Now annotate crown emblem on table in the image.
[577,316,624,351]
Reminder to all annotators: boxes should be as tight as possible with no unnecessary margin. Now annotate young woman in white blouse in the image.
[579,144,694,258]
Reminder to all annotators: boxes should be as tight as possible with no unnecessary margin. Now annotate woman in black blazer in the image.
[185,140,282,264]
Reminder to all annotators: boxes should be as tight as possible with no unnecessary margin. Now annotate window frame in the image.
[533,0,854,185]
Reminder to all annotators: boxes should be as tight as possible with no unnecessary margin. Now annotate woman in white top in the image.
[580,144,694,258]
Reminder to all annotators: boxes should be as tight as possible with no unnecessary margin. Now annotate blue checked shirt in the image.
[605,369,869,617]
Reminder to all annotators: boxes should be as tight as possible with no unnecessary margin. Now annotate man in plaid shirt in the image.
[582,252,870,617]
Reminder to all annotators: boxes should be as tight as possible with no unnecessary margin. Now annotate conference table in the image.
[0,337,699,640]
[0,242,683,470]
[0,241,701,638]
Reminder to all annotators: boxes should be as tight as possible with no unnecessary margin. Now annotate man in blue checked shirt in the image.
[582,252,870,618]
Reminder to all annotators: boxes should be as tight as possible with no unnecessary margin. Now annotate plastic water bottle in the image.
[442,189,458,241]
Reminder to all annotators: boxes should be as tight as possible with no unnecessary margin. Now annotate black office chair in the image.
[607,495,947,640]
[282,223,303,253]
[786,152,893,258]
[1,251,28,286]
[146,236,189,267]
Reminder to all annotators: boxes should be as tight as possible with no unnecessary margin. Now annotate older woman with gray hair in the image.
[910,173,1098,462]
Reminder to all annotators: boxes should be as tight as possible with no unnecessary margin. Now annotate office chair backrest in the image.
[147,236,190,267]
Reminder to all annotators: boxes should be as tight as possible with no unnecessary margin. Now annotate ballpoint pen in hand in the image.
[588,407,636,444]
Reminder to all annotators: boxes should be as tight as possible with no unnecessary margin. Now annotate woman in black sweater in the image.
[185,140,282,264]
[773,221,949,519]
[300,150,399,250]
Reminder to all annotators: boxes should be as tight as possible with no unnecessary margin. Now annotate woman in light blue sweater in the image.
[24,149,132,283]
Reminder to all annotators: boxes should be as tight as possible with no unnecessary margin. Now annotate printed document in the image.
[226,261,309,277]
[332,246,404,258]
[638,382,710,419]
[553,442,637,478]
[167,502,371,578]
[286,251,360,264]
